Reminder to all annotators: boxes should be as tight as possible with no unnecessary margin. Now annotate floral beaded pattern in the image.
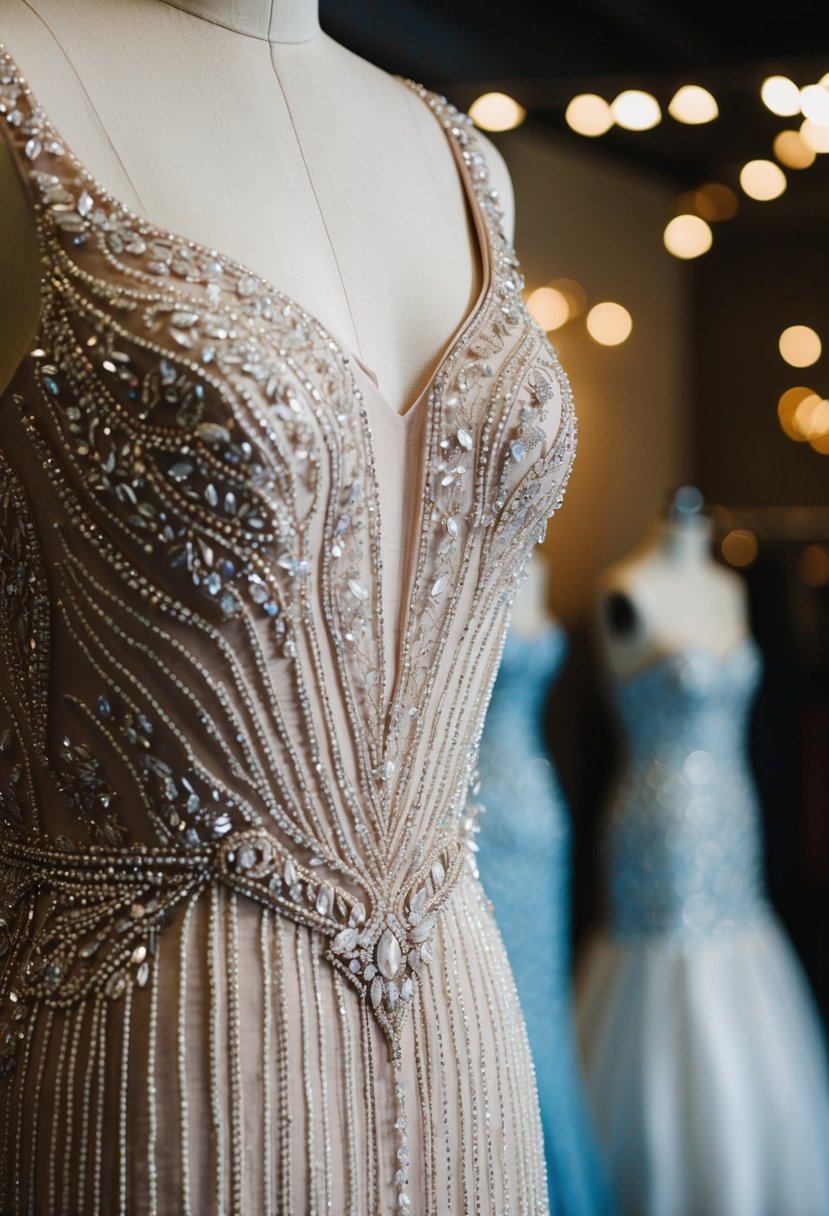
[0,42,576,1051]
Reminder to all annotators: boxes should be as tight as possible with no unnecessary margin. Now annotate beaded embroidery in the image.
[0,40,575,1211]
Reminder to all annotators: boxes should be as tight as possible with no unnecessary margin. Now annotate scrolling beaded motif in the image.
[0,47,576,1059]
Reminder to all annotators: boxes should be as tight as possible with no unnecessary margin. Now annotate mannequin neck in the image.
[158,0,321,43]
[651,514,712,565]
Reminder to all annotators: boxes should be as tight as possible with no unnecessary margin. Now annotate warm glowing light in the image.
[773,129,817,169]
[799,83,829,125]
[761,75,801,117]
[779,325,822,368]
[468,92,526,132]
[526,287,570,331]
[668,85,718,124]
[739,159,786,200]
[778,386,818,440]
[795,395,829,441]
[611,90,661,131]
[721,530,759,568]
[550,278,588,319]
[586,302,633,346]
[810,429,829,455]
[799,544,829,585]
[663,214,713,259]
[565,94,613,137]
[694,183,738,221]
[800,119,829,153]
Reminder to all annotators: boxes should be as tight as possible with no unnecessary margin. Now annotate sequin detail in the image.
[0,42,571,1213]
[601,640,768,940]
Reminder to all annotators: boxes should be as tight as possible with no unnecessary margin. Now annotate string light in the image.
[565,94,613,137]
[800,119,829,153]
[778,387,819,440]
[663,214,713,258]
[694,183,738,221]
[668,85,719,124]
[799,545,829,585]
[761,75,801,117]
[721,530,759,567]
[773,130,816,169]
[611,90,661,131]
[549,278,588,320]
[586,302,633,346]
[799,83,829,125]
[779,325,822,368]
[526,287,570,331]
[468,92,526,132]
[739,159,786,200]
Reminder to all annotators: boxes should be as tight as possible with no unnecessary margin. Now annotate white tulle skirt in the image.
[575,911,829,1216]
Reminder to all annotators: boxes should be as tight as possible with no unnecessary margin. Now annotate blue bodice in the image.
[602,638,768,941]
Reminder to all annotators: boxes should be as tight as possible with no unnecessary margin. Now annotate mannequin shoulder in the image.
[474,129,516,245]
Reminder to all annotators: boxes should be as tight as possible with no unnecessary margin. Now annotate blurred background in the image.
[321,0,829,1026]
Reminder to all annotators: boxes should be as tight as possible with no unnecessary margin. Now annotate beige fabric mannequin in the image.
[0,0,515,415]
[595,490,749,679]
[0,12,578,1207]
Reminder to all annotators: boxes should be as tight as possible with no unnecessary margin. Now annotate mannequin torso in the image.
[0,0,515,415]
[595,511,749,679]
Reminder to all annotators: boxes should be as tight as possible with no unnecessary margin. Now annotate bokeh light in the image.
[469,92,526,132]
[773,129,817,169]
[800,119,829,153]
[739,159,787,200]
[799,544,829,585]
[611,90,661,131]
[526,287,570,331]
[721,529,759,568]
[565,94,613,137]
[796,396,829,441]
[668,85,719,124]
[663,214,713,259]
[586,302,633,346]
[799,83,829,125]
[779,325,822,368]
[550,278,588,319]
[694,183,738,221]
[761,75,801,117]
[778,386,818,440]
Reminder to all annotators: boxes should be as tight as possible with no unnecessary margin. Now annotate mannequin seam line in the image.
[157,0,319,44]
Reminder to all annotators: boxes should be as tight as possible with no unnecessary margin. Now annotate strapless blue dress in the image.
[576,638,829,1216]
[475,623,615,1215]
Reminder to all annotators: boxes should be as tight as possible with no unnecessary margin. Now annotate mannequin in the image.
[577,487,829,1216]
[595,485,748,678]
[0,0,515,414]
[0,6,581,1207]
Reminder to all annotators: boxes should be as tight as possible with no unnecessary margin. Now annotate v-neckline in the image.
[0,41,494,430]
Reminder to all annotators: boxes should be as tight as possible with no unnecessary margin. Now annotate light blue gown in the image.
[577,638,829,1216]
[475,622,615,1215]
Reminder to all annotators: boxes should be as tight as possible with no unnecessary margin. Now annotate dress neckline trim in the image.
[0,40,495,428]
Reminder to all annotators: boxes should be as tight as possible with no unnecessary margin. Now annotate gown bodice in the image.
[602,638,768,941]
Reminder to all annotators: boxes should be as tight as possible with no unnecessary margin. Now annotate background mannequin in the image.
[0,0,515,415]
[475,554,616,1214]
[576,489,829,1216]
[595,485,747,678]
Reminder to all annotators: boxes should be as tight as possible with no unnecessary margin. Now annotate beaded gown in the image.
[475,622,615,1215]
[576,639,829,1216]
[0,41,578,1216]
